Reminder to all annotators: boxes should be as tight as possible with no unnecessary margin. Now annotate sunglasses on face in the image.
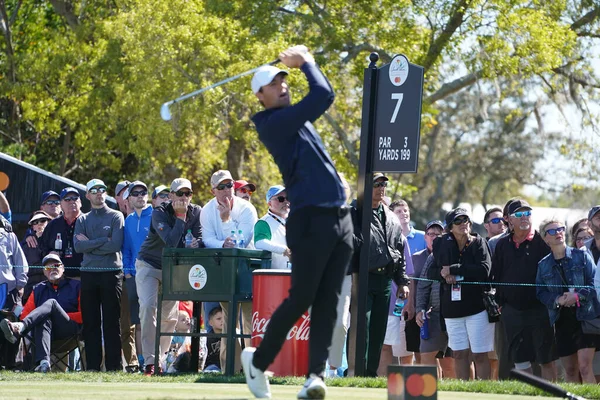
[276,196,288,203]
[487,217,504,224]
[373,181,388,188]
[157,193,169,199]
[238,188,253,195]
[453,216,470,225]
[32,219,49,226]
[174,191,193,197]
[43,200,60,206]
[511,210,531,218]
[130,190,148,197]
[426,232,441,238]
[576,236,592,243]
[545,226,566,236]
[44,264,62,270]
[62,196,79,202]
[215,182,234,191]
[88,187,106,194]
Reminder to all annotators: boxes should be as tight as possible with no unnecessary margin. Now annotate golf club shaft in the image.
[510,369,586,400]
[165,59,279,107]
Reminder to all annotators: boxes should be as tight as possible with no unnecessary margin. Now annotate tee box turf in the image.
[388,365,437,400]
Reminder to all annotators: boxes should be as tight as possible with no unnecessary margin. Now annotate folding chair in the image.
[22,328,85,371]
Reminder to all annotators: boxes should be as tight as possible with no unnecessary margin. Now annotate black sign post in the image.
[354,53,424,377]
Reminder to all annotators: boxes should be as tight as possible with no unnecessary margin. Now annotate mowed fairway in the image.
[0,381,557,400]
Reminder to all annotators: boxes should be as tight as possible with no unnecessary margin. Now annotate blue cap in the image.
[266,185,285,202]
[425,220,444,231]
[40,190,59,205]
[60,187,79,200]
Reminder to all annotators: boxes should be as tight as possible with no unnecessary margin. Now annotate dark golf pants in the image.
[81,270,123,371]
[252,206,353,377]
[22,298,80,364]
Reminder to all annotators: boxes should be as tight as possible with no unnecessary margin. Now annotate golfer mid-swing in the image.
[241,45,353,399]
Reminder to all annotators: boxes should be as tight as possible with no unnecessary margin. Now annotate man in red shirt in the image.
[0,254,81,373]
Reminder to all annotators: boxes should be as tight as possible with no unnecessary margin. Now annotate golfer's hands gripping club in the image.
[279,45,314,69]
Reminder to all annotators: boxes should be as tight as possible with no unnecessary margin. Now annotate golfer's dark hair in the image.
[209,305,222,319]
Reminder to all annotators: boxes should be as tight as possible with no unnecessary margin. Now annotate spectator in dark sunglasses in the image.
[234,180,257,202]
[151,185,170,208]
[254,185,290,269]
[21,210,52,303]
[39,190,61,219]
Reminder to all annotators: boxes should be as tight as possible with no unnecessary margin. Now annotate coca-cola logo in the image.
[252,311,310,341]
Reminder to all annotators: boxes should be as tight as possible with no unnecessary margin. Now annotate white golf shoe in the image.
[297,374,327,399]
[241,347,271,399]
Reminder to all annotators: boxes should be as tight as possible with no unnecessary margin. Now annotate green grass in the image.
[0,372,598,399]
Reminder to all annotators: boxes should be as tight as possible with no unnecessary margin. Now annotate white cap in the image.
[251,66,288,94]
[170,178,192,192]
[86,179,107,192]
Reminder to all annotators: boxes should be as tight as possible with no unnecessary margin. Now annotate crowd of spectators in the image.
[0,170,600,386]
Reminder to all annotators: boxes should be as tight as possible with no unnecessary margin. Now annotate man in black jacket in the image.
[136,178,202,376]
[351,173,410,377]
[492,199,557,380]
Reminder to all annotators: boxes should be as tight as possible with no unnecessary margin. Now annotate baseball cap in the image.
[251,66,289,94]
[42,253,63,266]
[445,208,470,227]
[210,170,233,188]
[170,178,192,192]
[588,205,600,220]
[373,172,389,182]
[425,220,444,232]
[40,190,59,205]
[507,199,532,216]
[86,179,107,192]
[266,185,285,202]
[115,180,130,196]
[123,180,148,200]
[28,210,51,226]
[234,180,257,192]
[152,185,169,199]
[60,187,79,200]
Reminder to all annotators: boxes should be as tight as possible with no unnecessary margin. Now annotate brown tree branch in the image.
[420,0,473,72]
[570,6,600,32]
[323,111,359,166]
[341,43,393,64]
[425,71,481,104]
[49,0,79,30]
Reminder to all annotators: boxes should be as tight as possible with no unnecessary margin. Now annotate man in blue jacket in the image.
[241,45,353,399]
[122,180,152,371]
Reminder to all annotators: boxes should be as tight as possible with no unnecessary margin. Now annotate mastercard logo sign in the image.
[388,371,437,399]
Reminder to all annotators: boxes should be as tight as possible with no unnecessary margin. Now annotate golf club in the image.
[510,369,587,400]
[160,59,280,121]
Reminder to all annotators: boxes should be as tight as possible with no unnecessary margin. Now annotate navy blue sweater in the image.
[251,62,345,214]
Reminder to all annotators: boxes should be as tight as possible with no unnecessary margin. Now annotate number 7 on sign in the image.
[390,93,404,123]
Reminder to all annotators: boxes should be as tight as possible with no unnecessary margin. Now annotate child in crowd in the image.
[203,306,223,372]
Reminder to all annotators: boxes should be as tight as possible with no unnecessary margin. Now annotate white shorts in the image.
[445,310,494,353]
[384,315,412,357]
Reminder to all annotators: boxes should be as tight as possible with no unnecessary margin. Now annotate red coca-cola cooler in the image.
[252,269,310,377]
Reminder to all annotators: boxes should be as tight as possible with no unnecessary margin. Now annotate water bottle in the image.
[185,229,193,248]
[420,310,430,340]
[237,229,245,248]
[392,298,405,318]
[231,230,237,247]
[55,233,63,251]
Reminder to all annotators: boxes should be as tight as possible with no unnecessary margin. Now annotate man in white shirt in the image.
[200,169,258,373]
[254,185,291,269]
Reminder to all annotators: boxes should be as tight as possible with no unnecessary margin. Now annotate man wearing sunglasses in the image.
[491,199,557,380]
[483,207,506,242]
[115,180,132,216]
[121,180,152,373]
[0,254,81,373]
[201,169,257,374]
[136,177,202,375]
[244,45,353,399]
[40,190,62,219]
[254,185,291,269]
[73,178,125,372]
[39,187,83,279]
[234,180,257,202]
[151,185,170,208]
